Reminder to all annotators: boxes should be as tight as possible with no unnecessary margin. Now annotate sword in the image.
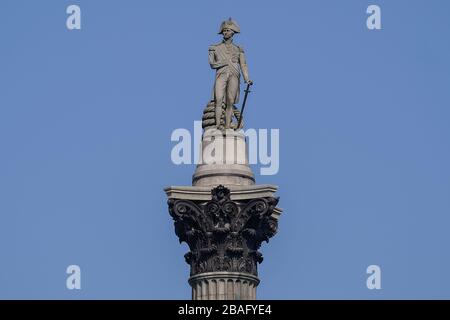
[236,83,252,130]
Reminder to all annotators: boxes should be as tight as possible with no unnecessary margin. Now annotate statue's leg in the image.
[214,74,226,128]
[225,75,239,129]
[225,105,233,129]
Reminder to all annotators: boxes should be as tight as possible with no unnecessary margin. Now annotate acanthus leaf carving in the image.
[168,185,279,276]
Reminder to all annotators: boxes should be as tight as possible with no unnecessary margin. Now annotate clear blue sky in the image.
[1,0,450,299]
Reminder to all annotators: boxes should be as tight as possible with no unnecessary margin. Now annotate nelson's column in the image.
[164,18,283,300]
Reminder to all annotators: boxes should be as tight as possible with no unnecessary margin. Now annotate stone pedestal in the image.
[193,129,254,187]
[165,129,282,300]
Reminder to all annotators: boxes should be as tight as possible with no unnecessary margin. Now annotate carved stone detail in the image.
[168,185,279,276]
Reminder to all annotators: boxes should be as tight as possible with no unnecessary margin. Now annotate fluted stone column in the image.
[189,272,259,300]
[165,127,282,300]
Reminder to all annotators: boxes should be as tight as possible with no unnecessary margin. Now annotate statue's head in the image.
[221,27,235,40]
[218,18,240,36]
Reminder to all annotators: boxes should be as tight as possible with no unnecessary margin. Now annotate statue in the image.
[208,18,253,130]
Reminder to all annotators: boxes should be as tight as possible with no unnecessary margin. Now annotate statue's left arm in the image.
[239,47,251,83]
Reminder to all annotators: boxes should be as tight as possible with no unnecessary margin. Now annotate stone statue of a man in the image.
[209,18,253,129]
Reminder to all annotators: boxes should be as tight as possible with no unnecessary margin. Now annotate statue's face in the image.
[222,28,234,40]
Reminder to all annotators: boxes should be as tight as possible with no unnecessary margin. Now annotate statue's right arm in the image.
[209,46,228,70]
